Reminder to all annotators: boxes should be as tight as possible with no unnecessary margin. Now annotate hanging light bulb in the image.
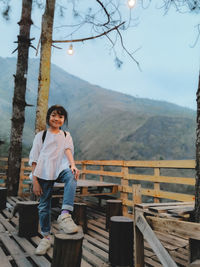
[127,0,136,8]
[67,44,74,55]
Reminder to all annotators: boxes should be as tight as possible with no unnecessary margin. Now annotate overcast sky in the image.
[0,0,199,110]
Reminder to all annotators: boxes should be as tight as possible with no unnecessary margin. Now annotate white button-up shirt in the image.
[29,130,74,180]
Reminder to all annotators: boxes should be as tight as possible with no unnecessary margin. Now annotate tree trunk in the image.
[35,0,56,133]
[190,71,200,263]
[6,0,33,196]
[194,71,200,222]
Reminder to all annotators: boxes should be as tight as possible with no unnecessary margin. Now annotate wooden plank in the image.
[132,184,142,205]
[88,219,105,230]
[149,204,194,213]
[0,214,16,233]
[141,188,195,202]
[0,247,12,267]
[81,258,93,267]
[82,169,123,177]
[134,211,145,267]
[135,202,194,209]
[84,234,108,252]
[0,232,32,267]
[145,256,163,267]
[81,160,124,166]
[0,220,6,232]
[135,214,178,267]
[127,173,195,185]
[154,231,188,249]
[167,206,194,215]
[151,234,185,251]
[170,249,188,261]
[12,233,50,267]
[147,216,200,240]
[87,223,109,239]
[83,239,108,261]
[87,230,109,245]
[190,260,200,267]
[82,247,109,267]
[124,160,195,168]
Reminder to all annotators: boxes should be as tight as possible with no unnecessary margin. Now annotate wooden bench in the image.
[28,179,118,205]
[54,179,118,205]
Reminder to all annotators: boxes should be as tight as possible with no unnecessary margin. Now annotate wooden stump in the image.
[0,187,7,210]
[109,216,133,267]
[51,230,84,267]
[106,199,122,230]
[13,201,39,237]
[72,202,87,233]
[189,239,200,264]
[51,197,60,208]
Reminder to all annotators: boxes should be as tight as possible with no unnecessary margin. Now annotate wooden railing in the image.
[0,158,196,217]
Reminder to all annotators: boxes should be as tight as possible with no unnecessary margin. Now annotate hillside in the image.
[0,57,196,160]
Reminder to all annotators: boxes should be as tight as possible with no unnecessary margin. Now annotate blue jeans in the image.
[37,169,77,236]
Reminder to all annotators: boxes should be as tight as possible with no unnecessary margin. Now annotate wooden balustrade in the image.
[0,158,196,217]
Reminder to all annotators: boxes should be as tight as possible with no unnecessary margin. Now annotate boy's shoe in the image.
[35,237,51,255]
[57,213,78,234]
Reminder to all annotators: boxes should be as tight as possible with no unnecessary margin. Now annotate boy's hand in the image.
[70,165,79,180]
[33,177,43,196]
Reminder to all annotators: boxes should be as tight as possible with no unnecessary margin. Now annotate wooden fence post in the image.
[100,165,104,182]
[154,168,160,203]
[132,184,142,218]
[121,163,129,216]
[81,163,86,180]
[51,231,84,267]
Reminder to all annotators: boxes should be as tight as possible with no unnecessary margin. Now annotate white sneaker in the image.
[57,213,78,234]
[35,238,51,255]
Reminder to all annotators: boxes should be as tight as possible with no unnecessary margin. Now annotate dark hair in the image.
[46,105,68,126]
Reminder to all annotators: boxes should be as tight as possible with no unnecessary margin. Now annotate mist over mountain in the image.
[0,57,195,160]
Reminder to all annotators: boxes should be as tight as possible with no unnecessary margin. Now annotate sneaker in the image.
[57,213,78,234]
[35,238,51,255]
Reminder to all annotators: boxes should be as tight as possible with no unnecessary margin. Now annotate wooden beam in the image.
[135,214,178,267]
[147,216,200,240]
[189,259,200,267]
[124,160,195,168]
[127,173,195,185]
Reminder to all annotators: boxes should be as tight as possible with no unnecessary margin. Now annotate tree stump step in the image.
[51,229,84,267]
[109,216,133,267]
[13,201,39,237]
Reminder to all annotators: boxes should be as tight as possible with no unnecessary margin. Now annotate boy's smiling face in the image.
[49,110,65,129]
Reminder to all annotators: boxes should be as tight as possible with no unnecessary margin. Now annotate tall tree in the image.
[34,0,138,132]
[35,0,56,133]
[145,0,200,263]
[6,0,33,195]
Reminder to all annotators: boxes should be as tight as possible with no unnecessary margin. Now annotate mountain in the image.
[0,57,196,160]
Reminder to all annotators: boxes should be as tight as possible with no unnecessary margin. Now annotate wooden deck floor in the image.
[0,196,111,267]
[0,197,190,267]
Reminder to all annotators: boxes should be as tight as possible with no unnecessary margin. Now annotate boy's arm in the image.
[32,162,43,196]
[65,148,79,180]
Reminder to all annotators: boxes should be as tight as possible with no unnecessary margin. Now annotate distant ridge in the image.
[0,57,196,160]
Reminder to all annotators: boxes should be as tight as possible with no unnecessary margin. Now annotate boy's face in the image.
[49,110,65,129]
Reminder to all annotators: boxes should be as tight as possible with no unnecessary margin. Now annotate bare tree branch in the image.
[95,0,110,26]
[52,21,125,43]
[116,27,141,70]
